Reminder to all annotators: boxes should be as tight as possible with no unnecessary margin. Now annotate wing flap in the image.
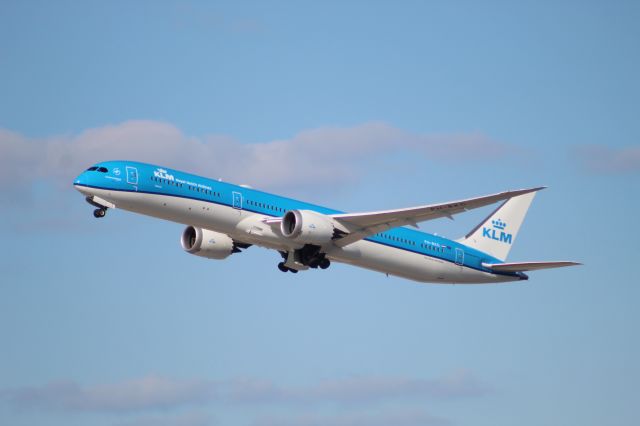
[482,261,581,272]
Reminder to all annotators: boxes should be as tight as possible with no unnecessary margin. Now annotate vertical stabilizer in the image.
[459,191,540,261]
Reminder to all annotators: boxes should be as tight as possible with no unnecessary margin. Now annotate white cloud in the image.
[0,120,511,200]
[3,376,216,413]
[1,371,487,414]
[574,144,640,174]
[252,409,451,426]
[114,411,214,426]
[229,370,487,404]
[311,370,487,401]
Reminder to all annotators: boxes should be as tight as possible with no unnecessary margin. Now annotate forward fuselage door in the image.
[126,166,138,191]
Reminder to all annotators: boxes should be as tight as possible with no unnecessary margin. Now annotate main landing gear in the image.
[278,262,298,273]
[277,245,331,273]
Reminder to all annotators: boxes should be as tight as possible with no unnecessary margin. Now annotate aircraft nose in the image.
[73,173,86,186]
[73,172,91,194]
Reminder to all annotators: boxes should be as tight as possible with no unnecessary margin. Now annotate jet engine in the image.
[181,226,238,260]
[280,210,338,245]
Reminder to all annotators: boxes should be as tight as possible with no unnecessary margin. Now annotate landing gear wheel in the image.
[93,208,106,218]
[319,258,331,270]
[278,262,288,273]
[290,269,298,274]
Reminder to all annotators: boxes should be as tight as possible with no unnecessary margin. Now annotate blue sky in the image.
[1,1,639,425]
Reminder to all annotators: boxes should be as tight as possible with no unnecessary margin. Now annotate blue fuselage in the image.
[74,160,523,282]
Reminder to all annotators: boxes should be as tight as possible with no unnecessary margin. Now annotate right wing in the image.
[330,187,545,247]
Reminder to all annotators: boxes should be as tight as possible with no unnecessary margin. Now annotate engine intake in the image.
[280,210,336,245]
[181,226,236,260]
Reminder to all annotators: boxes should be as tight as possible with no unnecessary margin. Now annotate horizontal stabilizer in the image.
[482,261,581,272]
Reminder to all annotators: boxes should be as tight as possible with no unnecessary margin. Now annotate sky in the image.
[1,1,639,425]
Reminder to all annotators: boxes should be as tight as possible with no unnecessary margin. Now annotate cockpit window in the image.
[97,167,108,173]
[87,166,98,171]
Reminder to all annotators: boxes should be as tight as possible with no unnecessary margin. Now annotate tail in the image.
[458,189,541,261]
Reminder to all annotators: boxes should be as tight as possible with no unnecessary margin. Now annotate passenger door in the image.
[126,166,138,190]
[232,191,243,209]
[455,248,464,267]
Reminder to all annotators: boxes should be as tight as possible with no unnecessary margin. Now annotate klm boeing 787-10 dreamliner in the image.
[74,161,579,284]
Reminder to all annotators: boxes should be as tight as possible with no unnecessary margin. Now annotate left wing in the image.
[330,187,545,247]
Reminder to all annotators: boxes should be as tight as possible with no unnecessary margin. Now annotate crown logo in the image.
[492,219,506,230]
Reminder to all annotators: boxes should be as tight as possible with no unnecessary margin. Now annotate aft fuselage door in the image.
[455,248,464,267]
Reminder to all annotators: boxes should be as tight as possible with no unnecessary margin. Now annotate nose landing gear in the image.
[86,196,109,218]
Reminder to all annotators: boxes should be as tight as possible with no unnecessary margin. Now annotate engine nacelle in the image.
[280,210,336,245]
[181,226,235,260]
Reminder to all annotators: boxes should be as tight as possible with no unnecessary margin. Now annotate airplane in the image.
[73,161,580,284]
